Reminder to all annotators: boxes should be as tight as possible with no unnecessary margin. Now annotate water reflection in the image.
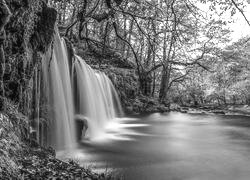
[59,112,250,180]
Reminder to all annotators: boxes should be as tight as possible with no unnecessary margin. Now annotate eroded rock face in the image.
[64,38,74,73]
[3,0,57,105]
[6,0,57,54]
[30,2,57,52]
[76,44,136,69]
[0,0,58,151]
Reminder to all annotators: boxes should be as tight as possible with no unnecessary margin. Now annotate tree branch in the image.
[231,0,250,27]
[113,22,143,80]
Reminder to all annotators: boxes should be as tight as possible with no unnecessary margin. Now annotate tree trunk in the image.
[159,67,170,102]
[122,15,127,56]
[158,24,169,102]
[126,19,134,59]
[151,47,156,97]
[62,0,67,23]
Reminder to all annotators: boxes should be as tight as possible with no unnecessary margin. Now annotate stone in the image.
[212,110,225,115]
[74,114,89,141]
[30,2,57,52]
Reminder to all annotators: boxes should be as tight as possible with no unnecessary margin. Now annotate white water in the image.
[73,55,123,139]
[42,29,76,150]
[42,28,123,150]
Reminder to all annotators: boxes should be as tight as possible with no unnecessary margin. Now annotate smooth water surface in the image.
[70,112,250,180]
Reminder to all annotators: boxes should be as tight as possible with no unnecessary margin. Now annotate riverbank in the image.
[1,145,116,179]
[172,104,250,116]
[18,146,117,180]
[2,142,118,180]
[0,112,117,180]
[2,105,250,179]
[124,95,169,114]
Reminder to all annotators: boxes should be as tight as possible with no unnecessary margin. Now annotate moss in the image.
[30,2,57,53]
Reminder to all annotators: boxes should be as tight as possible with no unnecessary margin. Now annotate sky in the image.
[197,1,250,43]
[229,3,250,42]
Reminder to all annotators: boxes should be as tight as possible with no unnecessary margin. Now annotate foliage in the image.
[50,0,249,104]
[0,113,22,179]
[23,0,43,47]
[19,147,120,180]
[171,36,250,106]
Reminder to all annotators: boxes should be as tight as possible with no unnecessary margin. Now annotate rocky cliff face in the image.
[1,0,57,146]
[0,1,57,177]
[3,0,56,105]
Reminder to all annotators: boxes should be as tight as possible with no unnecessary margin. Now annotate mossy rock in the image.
[30,2,57,52]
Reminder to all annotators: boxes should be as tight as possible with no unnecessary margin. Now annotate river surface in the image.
[66,112,250,180]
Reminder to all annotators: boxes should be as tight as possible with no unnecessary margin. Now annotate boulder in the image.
[74,114,88,141]
[212,110,225,115]
[170,103,181,111]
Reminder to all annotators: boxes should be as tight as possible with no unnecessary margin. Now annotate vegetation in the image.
[0,0,250,179]
[48,0,250,109]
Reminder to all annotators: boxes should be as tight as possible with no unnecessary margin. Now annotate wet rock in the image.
[170,103,181,111]
[76,45,135,69]
[179,108,188,113]
[30,2,57,52]
[212,110,225,115]
[64,37,75,72]
[157,105,169,112]
[75,114,89,141]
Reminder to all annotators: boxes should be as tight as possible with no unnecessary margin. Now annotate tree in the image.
[50,0,249,105]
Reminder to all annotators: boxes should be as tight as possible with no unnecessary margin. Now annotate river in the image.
[67,112,250,180]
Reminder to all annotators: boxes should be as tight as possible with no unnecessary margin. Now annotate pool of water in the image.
[60,112,250,180]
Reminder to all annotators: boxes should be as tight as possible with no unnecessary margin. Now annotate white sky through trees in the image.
[197,1,250,43]
[229,3,250,41]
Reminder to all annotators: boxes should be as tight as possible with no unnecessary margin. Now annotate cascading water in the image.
[42,27,124,150]
[73,55,123,139]
[42,28,76,150]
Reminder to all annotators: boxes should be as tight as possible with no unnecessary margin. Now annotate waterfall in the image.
[73,55,124,139]
[42,29,76,150]
[42,28,124,150]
